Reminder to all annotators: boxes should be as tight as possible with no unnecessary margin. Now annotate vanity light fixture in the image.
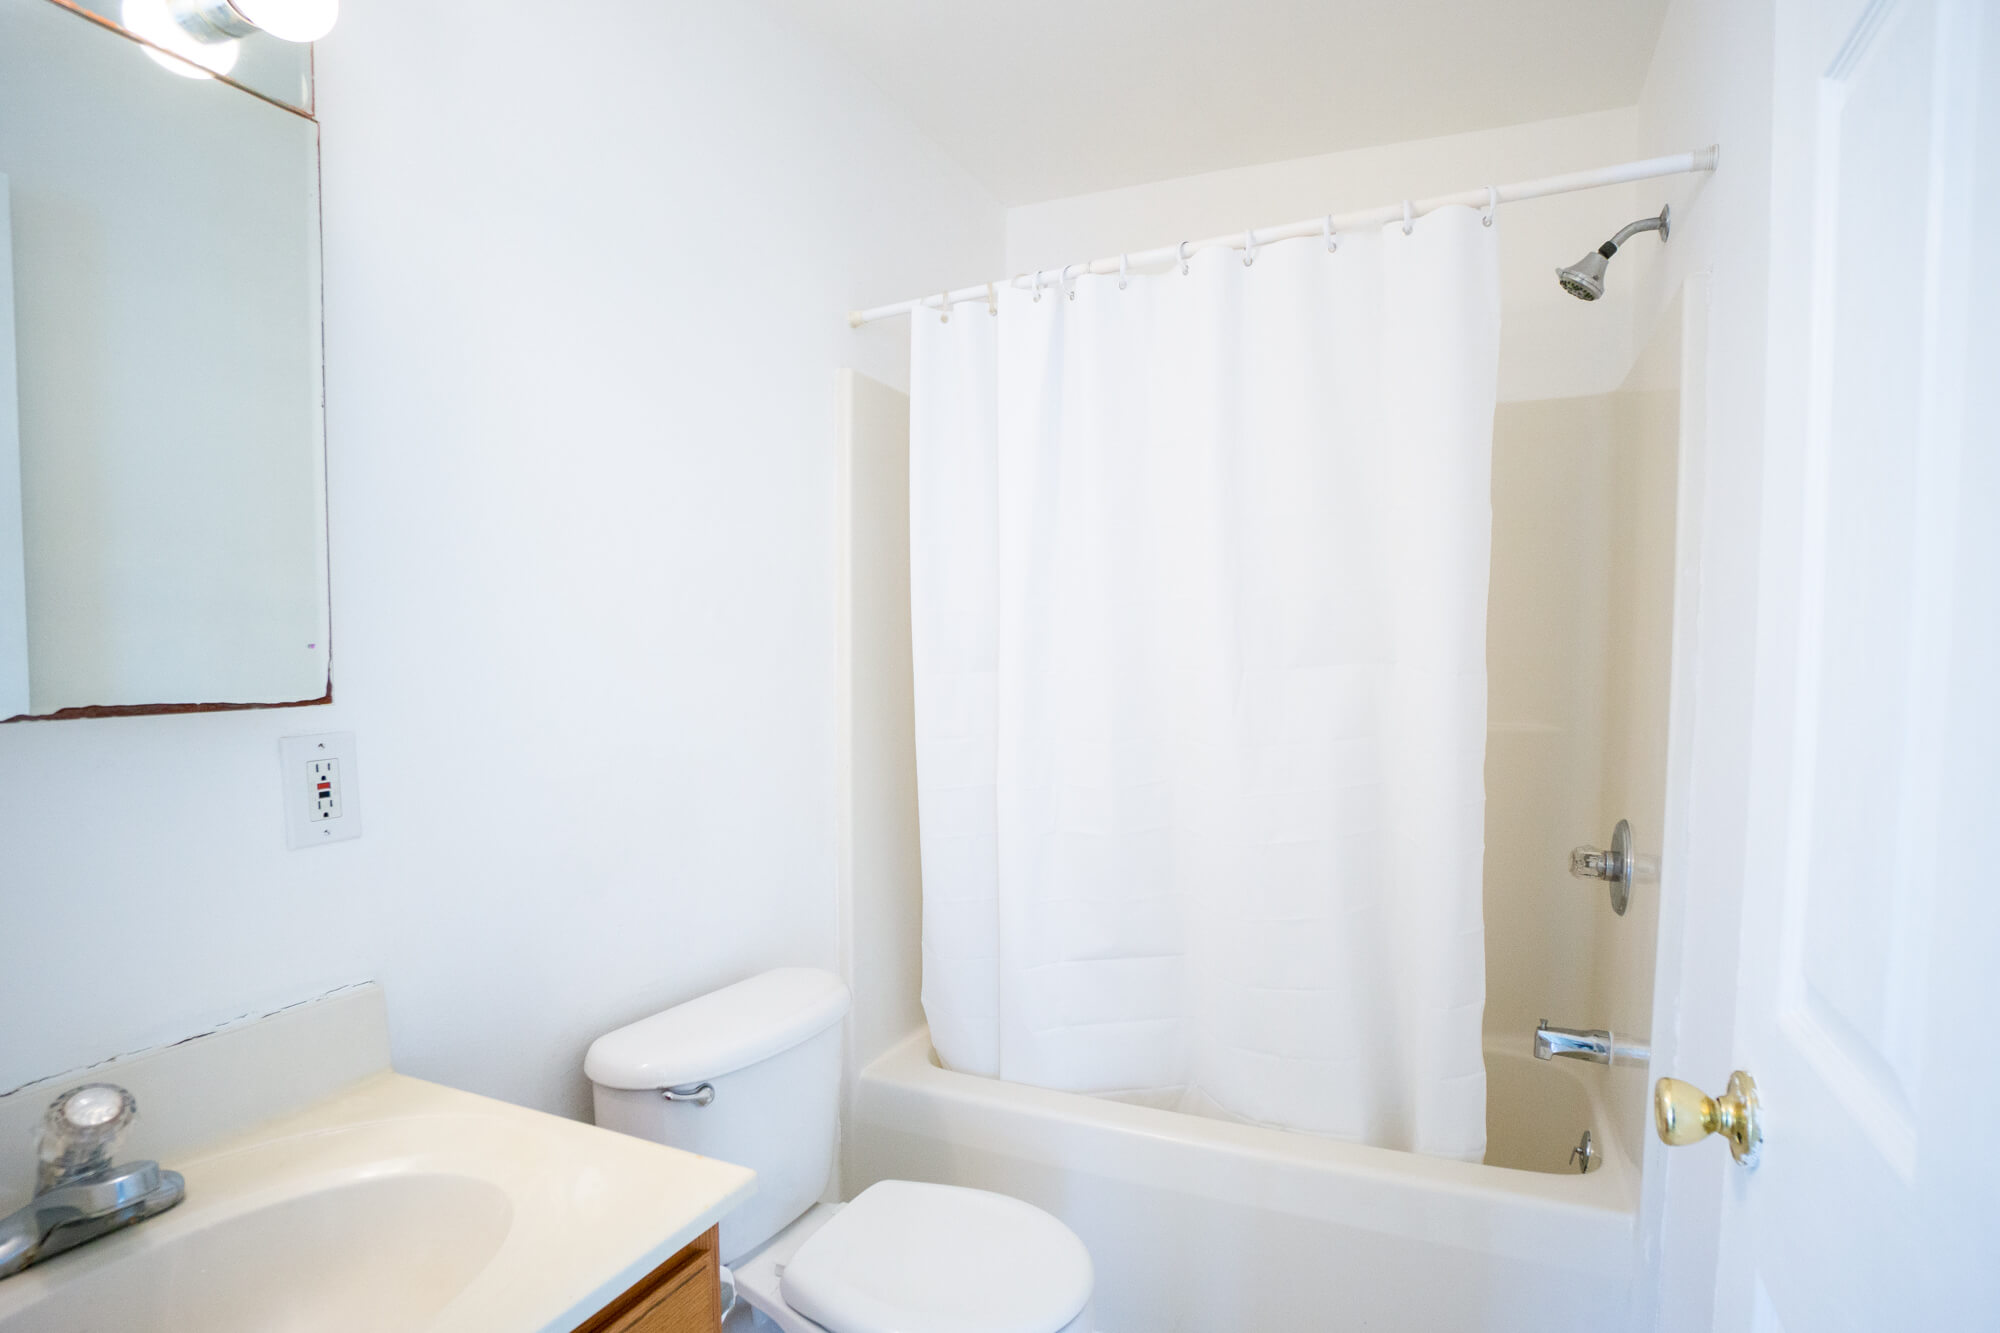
[214,0,339,44]
[121,0,240,78]
[140,0,338,52]
[121,0,335,81]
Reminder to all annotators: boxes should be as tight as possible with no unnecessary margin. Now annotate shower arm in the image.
[1601,210,1670,255]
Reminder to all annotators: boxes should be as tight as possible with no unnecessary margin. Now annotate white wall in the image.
[1004,108,1658,404]
[0,0,1003,1118]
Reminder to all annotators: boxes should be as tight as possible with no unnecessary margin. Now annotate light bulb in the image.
[122,0,240,78]
[225,0,338,42]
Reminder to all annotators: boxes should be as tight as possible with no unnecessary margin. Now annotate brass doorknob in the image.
[1654,1070,1761,1167]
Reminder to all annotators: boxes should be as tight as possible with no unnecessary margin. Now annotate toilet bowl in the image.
[586,968,1094,1333]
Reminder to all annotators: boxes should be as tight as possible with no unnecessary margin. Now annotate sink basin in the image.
[4,1173,510,1333]
[0,1073,755,1333]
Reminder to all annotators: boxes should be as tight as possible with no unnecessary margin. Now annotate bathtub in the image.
[843,1029,1644,1332]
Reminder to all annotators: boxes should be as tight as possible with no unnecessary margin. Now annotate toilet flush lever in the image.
[660,1083,715,1106]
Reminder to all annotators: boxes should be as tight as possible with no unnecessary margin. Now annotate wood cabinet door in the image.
[600,1255,717,1333]
[574,1227,720,1333]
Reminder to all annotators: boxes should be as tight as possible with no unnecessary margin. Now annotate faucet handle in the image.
[36,1084,137,1194]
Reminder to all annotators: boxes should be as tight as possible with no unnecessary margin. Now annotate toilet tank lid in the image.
[586,967,851,1090]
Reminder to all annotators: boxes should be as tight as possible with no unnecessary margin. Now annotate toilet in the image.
[585,968,1094,1333]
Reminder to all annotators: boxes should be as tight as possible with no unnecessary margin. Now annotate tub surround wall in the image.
[1483,348,1678,1128]
[833,370,923,1092]
[1591,305,1684,1160]
[1484,395,1617,1047]
[0,0,1005,1109]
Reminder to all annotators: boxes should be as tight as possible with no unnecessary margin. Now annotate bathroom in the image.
[0,2,1993,1331]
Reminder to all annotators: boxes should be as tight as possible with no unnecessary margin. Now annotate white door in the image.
[1667,1,2000,1327]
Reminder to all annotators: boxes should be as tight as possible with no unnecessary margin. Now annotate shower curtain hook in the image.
[939,291,951,324]
[1242,229,1258,267]
[1118,253,1129,290]
[1062,263,1078,300]
[1323,215,1338,253]
[1402,200,1414,236]
[987,281,998,316]
[1032,270,1044,303]
[1177,241,1191,276]
[1483,186,1498,227]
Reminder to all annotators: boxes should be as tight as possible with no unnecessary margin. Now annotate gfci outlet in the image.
[280,731,362,849]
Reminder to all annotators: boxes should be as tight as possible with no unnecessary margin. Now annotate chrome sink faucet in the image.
[0,1084,185,1279]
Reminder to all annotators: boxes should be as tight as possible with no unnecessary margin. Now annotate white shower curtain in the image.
[910,206,1499,1160]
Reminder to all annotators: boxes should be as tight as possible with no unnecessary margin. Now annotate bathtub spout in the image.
[1535,1022,1610,1062]
[1534,1021,1650,1067]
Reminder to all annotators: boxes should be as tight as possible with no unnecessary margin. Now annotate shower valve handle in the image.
[1569,819,1636,916]
[1570,845,1618,879]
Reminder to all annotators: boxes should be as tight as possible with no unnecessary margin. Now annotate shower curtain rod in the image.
[847,145,1720,327]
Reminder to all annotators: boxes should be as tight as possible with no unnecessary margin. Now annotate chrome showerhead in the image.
[1557,250,1611,301]
[1556,204,1670,301]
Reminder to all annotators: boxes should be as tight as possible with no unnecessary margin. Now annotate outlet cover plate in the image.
[280,731,362,849]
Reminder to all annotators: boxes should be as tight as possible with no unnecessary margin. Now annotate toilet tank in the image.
[585,967,850,1264]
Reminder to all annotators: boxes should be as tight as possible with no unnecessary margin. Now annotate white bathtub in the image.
[844,1029,1644,1332]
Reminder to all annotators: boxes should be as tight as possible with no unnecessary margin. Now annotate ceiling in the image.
[766,0,1673,206]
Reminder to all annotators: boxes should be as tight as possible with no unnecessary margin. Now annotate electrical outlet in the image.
[281,732,361,849]
[310,758,341,820]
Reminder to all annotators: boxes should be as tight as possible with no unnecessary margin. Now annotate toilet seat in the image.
[736,1181,1093,1333]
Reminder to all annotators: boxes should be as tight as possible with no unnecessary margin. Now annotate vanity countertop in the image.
[0,1070,756,1333]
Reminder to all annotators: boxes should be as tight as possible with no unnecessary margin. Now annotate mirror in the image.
[0,0,329,720]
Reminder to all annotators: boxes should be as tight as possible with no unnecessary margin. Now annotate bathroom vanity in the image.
[0,986,752,1333]
[570,1227,720,1333]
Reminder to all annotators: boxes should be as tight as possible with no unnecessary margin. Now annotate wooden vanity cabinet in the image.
[571,1225,721,1333]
